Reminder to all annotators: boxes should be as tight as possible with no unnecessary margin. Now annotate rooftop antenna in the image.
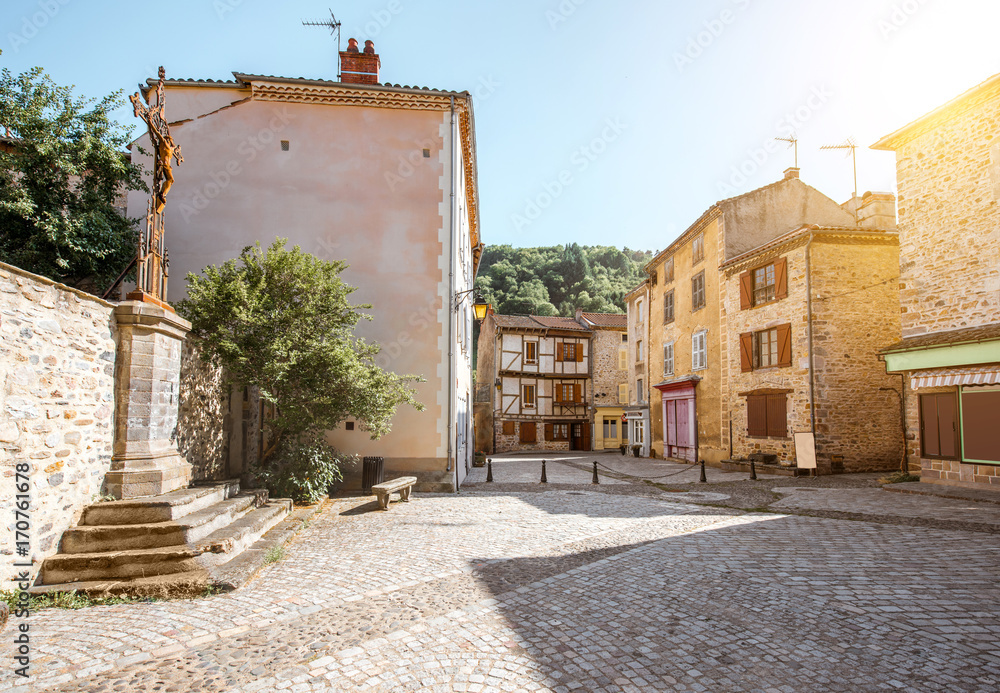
[302,9,343,79]
[776,135,798,168]
[821,137,859,225]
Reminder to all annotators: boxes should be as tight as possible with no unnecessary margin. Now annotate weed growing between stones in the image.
[879,471,921,484]
[263,546,286,565]
[0,589,159,612]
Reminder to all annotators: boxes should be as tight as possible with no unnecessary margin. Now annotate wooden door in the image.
[676,400,691,448]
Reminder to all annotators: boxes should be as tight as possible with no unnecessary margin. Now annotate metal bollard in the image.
[699,459,707,483]
[541,459,548,484]
[749,459,757,481]
[486,459,493,483]
[592,461,600,484]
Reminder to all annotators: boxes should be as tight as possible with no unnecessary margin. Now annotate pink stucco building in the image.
[127,42,482,491]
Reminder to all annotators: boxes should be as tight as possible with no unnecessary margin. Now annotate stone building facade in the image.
[642,170,899,471]
[476,313,592,454]
[721,226,902,473]
[624,283,650,456]
[875,72,1000,488]
[577,311,628,451]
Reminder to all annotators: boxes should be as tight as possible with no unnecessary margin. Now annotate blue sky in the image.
[3,0,999,254]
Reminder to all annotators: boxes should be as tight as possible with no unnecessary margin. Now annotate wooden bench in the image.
[372,477,417,510]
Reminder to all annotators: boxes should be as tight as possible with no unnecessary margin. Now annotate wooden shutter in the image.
[576,343,584,362]
[555,342,564,362]
[739,272,753,310]
[545,423,554,440]
[739,332,753,372]
[747,395,767,436]
[776,324,792,367]
[766,394,787,437]
[937,394,958,458]
[961,390,1000,462]
[502,421,515,435]
[619,384,628,404]
[618,349,627,370]
[920,395,940,457]
[574,384,582,403]
[520,422,536,443]
[554,384,562,404]
[775,257,788,299]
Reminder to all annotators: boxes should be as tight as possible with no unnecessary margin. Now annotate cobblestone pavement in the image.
[3,486,999,692]
[772,487,1000,527]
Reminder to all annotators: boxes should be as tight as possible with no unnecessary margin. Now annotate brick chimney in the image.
[783,167,800,180]
[340,38,380,85]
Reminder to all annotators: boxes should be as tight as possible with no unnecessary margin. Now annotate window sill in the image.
[746,435,790,440]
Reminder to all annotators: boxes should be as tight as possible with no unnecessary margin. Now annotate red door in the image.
[676,399,691,448]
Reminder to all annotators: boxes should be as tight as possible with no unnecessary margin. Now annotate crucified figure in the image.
[130,66,183,213]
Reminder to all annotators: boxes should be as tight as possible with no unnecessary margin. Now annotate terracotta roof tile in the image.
[580,312,627,329]
[882,323,1000,354]
[529,316,590,332]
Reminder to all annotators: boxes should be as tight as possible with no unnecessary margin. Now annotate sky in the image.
[3,0,999,255]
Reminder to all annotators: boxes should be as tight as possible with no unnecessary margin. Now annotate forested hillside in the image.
[474,244,653,317]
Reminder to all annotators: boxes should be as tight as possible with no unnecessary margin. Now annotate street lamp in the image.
[456,289,490,322]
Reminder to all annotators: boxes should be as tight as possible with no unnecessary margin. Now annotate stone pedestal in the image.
[105,301,193,499]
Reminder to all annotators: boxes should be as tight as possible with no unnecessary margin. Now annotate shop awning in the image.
[910,367,1000,389]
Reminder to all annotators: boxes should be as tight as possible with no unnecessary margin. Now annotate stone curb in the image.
[209,501,322,592]
[883,481,1000,506]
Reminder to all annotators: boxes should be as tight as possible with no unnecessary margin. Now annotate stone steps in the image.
[60,490,269,554]
[32,480,294,596]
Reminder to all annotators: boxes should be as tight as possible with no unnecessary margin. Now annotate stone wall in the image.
[176,343,231,481]
[494,420,571,454]
[893,82,1000,337]
[810,237,903,472]
[0,262,116,577]
[590,328,627,412]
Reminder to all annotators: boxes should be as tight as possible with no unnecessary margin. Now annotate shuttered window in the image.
[919,392,958,459]
[961,389,1000,462]
[740,324,791,372]
[747,393,787,438]
[664,257,674,283]
[619,383,628,404]
[664,290,675,323]
[522,385,536,408]
[740,257,788,310]
[618,348,628,370]
[502,421,515,435]
[519,422,537,443]
[692,271,706,311]
[663,342,674,376]
[524,341,537,364]
[636,340,643,362]
[692,234,704,264]
[692,330,707,371]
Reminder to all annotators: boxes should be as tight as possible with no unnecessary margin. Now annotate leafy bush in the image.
[253,438,353,504]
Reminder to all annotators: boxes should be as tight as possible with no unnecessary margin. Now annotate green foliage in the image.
[252,437,352,504]
[178,239,424,454]
[0,589,158,612]
[0,65,146,289]
[879,471,921,484]
[475,244,652,317]
[263,545,286,564]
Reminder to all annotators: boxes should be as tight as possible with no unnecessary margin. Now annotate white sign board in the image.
[794,431,817,469]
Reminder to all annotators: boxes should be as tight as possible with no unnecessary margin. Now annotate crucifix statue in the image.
[127,66,182,306]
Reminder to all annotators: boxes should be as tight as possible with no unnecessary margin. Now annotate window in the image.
[692,330,707,371]
[618,383,628,404]
[524,341,538,364]
[740,258,787,309]
[650,267,658,286]
[960,388,1000,462]
[636,299,644,324]
[636,340,643,362]
[632,419,646,445]
[919,392,959,459]
[621,333,628,343]
[522,385,536,408]
[692,234,704,264]
[519,422,537,443]
[663,342,674,376]
[502,421,515,435]
[345,421,355,431]
[746,393,788,438]
[663,290,674,323]
[753,264,776,305]
[555,383,581,403]
[664,257,674,283]
[557,342,580,362]
[618,348,628,370]
[692,272,706,311]
[637,378,644,402]
[280,140,290,151]
[548,423,570,441]
[739,325,792,372]
[603,418,618,439]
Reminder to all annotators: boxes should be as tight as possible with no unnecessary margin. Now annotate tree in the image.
[0,65,145,290]
[178,240,424,498]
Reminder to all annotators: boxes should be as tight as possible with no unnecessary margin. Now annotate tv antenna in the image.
[821,137,859,225]
[776,135,798,168]
[302,9,343,78]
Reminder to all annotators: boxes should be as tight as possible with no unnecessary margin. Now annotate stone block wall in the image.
[810,237,903,472]
[494,421,571,454]
[0,262,116,577]
[591,328,627,412]
[893,82,1000,336]
[176,343,231,481]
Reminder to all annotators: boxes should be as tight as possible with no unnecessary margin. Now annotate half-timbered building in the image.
[476,313,594,453]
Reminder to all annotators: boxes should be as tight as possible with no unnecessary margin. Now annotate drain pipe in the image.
[804,229,818,474]
[446,97,456,490]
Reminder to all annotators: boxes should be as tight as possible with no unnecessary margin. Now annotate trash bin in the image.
[362,456,384,494]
